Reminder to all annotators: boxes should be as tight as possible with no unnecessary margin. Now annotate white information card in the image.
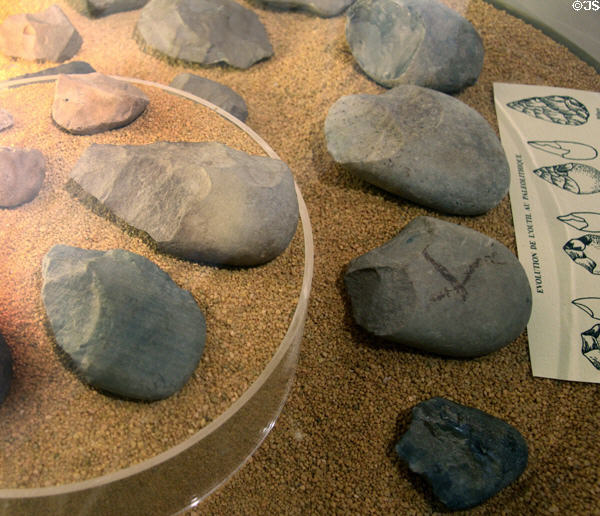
[494,82,600,383]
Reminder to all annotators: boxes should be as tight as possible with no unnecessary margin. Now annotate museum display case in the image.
[0,0,598,514]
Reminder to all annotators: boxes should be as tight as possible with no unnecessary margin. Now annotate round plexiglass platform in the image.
[0,75,313,516]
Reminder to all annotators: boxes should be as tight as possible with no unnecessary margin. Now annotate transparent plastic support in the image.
[0,75,314,516]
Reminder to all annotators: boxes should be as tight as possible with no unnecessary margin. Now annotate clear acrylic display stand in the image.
[0,75,314,516]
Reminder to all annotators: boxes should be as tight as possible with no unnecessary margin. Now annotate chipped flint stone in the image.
[0,5,82,63]
[395,397,528,510]
[325,85,509,215]
[41,245,206,401]
[563,234,600,275]
[70,142,299,266]
[345,0,483,91]
[581,324,600,370]
[170,73,248,122]
[52,73,149,135]
[256,0,355,18]
[136,0,273,70]
[344,217,532,357]
[0,333,12,405]
[66,0,149,17]
[533,163,600,195]
[0,147,45,208]
[0,109,13,132]
[8,61,95,86]
[507,95,589,126]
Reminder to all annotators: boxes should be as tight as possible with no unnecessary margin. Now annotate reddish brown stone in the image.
[52,73,149,135]
[0,5,82,63]
[0,147,45,208]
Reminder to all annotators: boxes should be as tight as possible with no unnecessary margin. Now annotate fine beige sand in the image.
[0,79,304,488]
[0,0,599,514]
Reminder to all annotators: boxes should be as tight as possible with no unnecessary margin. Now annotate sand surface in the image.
[0,0,599,514]
[0,78,304,489]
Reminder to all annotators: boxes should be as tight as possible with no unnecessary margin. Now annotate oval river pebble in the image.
[344,216,532,357]
[325,85,510,215]
[42,245,207,401]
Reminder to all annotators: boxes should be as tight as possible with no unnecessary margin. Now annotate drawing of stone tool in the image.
[507,95,589,125]
[558,212,600,233]
[573,299,600,371]
[573,297,600,320]
[533,163,600,194]
[580,324,600,371]
[563,234,600,274]
[528,140,598,161]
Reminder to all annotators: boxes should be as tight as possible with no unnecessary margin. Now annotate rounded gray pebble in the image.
[344,216,532,357]
[42,245,207,401]
[325,85,510,215]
